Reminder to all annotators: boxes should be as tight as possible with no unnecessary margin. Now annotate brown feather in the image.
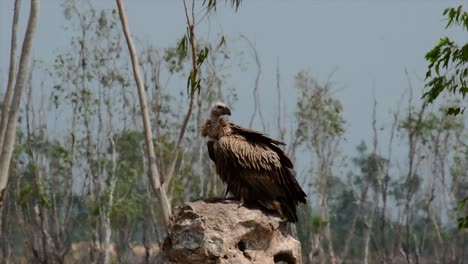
[202,115,307,222]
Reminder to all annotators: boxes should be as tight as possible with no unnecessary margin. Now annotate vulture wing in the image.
[215,128,306,222]
[229,123,293,168]
[201,120,217,163]
[207,141,216,162]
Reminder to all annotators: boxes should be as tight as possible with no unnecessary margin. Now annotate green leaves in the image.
[203,0,243,12]
[294,70,345,143]
[216,36,226,52]
[196,47,209,66]
[459,216,468,229]
[424,7,468,229]
[423,6,467,116]
[460,196,468,209]
[186,70,201,96]
[311,216,329,233]
[187,46,209,94]
[447,107,464,115]
[443,6,468,30]
[177,35,188,59]
[458,197,468,229]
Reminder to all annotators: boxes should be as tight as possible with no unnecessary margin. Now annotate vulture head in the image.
[210,102,231,119]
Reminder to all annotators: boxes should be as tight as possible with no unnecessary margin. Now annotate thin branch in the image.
[162,0,199,192]
[275,60,286,142]
[242,35,265,130]
[191,0,195,27]
[183,0,190,28]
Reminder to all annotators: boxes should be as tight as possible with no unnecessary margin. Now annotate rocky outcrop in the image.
[161,200,301,264]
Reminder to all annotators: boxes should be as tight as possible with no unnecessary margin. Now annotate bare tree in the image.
[115,0,171,231]
[275,60,286,142]
[0,0,40,208]
[379,96,402,263]
[294,71,344,263]
[101,138,117,264]
[401,81,426,264]
[340,175,369,262]
[23,68,55,263]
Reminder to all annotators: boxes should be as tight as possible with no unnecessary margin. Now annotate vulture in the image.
[201,102,307,222]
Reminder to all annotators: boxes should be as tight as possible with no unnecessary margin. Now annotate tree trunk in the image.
[341,184,369,261]
[0,0,40,208]
[115,0,171,231]
[0,0,21,152]
[102,151,117,264]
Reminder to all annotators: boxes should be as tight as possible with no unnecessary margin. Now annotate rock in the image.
[161,200,302,264]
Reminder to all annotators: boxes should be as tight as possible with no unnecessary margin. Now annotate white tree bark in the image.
[115,0,171,231]
[0,0,40,208]
[0,1,21,260]
[0,0,21,152]
[102,138,117,264]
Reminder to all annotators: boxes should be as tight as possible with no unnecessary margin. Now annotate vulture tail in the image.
[277,197,298,223]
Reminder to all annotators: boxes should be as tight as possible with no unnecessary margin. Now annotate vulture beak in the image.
[223,107,231,116]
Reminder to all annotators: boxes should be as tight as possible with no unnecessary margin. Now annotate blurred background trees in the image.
[0,1,467,263]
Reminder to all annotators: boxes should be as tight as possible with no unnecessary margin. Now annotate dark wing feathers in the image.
[229,123,293,168]
[216,131,306,202]
[217,135,281,173]
[229,123,286,145]
[210,122,306,222]
[207,141,216,162]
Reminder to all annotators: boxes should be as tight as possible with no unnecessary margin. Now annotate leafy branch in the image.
[203,0,242,12]
[423,6,468,115]
[423,5,468,230]
[162,0,239,193]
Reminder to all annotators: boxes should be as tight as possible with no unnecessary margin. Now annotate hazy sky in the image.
[1,0,466,160]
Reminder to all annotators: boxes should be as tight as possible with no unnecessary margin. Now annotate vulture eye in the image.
[216,105,223,109]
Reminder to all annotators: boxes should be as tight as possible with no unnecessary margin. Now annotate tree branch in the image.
[162,0,198,193]
[115,0,171,231]
[242,35,265,130]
